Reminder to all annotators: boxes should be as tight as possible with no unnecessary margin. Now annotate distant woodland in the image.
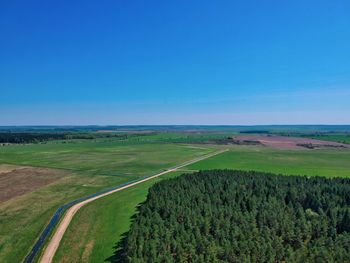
[0,132,128,144]
[115,170,350,262]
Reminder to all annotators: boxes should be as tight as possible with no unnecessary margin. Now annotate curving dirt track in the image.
[39,149,228,263]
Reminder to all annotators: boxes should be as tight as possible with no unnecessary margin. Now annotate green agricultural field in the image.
[273,132,350,145]
[128,131,234,143]
[0,139,214,177]
[53,145,350,262]
[0,172,128,263]
[2,131,350,263]
[0,137,215,263]
[188,146,350,178]
[306,134,350,144]
[53,171,184,263]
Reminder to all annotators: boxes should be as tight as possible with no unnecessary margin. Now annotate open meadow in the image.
[3,0,350,261]
[187,146,350,178]
[0,135,216,263]
[53,141,350,262]
[53,171,185,263]
[1,129,350,262]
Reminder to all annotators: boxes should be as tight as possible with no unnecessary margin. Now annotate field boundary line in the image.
[23,148,227,263]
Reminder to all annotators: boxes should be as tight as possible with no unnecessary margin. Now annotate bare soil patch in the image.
[82,240,95,262]
[96,130,118,133]
[233,135,350,150]
[0,167,67,203]
[0,164,21,174]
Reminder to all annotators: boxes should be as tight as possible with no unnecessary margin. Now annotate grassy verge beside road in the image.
[53,145,350,262]
[53,171,184,263]
[0,138,215,263]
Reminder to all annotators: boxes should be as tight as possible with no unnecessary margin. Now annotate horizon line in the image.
[1,124,350,127]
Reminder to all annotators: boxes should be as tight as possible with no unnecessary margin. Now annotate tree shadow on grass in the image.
[104,231,129,263]
[105,203,144,263]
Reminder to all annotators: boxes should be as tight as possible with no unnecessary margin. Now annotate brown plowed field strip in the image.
[234,135,350,150]
[0,167,66,203]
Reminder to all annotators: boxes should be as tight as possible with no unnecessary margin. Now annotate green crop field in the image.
[272,132,350,145]
[0,139,215,177]
[2,130,350,263]
[53,144,350,262]
[0,136,215,263]
[306,134,350,144]
[188,146,350,178]
[53,171,185,263]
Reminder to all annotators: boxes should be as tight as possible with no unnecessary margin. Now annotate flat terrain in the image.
[54,144,350,262]
[41,150,226,263]
[0,138,215,263]
[0,141,214,177]
[0,164,21,173]
[0,170,128,263]
[1,130,350,263]
[304,134,350,144]
[188,146,350,177]
[234,135,350,149]
[118,170,350,262]
[53,171,183,263]
[0,166,67,202]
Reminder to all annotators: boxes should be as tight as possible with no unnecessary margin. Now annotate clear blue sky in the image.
[1,0,349,125]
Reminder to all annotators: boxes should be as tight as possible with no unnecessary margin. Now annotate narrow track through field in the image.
[37,149,228,263]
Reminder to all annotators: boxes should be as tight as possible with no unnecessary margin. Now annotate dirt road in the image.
[39,149,227,263]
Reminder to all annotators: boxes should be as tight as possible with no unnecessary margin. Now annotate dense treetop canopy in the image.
[114,170,350,263]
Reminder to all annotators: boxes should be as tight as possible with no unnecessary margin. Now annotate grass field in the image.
[53,171,184,263]
[274,133,350,145]
[188,146,350,178]
[305,134,350,144]
[0,172,128,263]
[53,145,350,262]
[0,137,215,263]
[2,131,350,263]
[0,140,214,177]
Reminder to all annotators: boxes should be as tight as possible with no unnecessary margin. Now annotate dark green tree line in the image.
[112,170,350,263]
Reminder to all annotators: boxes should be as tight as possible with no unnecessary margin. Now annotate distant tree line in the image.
[274,132,350,144]
[0,132,129,144]
[0,132,67,143]
[112,170,350,262]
